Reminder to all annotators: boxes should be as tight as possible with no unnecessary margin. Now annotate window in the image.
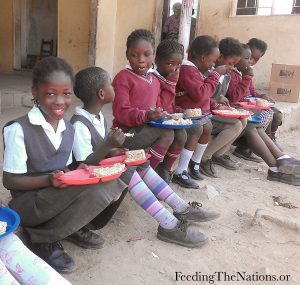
[235,0,300,15]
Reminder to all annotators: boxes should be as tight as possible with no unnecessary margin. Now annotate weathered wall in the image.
[95,0,118,75]
[57,0,90,72]
[26,0,57,55]
[0,0,13,72]
[197,0,300,89]
[112,0,156,75]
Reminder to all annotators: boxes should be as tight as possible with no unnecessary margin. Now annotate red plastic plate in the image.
[237,102,273,110]
[100,154,151,166]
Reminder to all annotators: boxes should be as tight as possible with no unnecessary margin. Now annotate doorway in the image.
[13,0,57,70]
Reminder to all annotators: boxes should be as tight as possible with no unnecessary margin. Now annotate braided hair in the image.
[74,67,110,105]
[188,35,218,60]
[156,39,184,60]
[247,38,268,55]
[32,56,74,88]
[126,29,155,51]
[219,37,242,58]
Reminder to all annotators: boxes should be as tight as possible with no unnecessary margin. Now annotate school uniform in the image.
[3,107,127,243]
[112,67,172,150]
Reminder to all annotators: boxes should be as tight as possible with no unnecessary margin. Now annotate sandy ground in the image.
[0,104,299,285]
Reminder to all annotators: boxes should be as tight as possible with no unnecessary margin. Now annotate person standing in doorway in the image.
[162,2,182,41]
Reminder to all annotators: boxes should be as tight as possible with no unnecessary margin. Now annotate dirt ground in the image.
[0,105,299,285]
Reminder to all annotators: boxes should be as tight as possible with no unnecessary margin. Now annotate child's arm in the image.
[226,70,252,103]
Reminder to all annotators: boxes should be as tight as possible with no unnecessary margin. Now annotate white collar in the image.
[125,65,155,76]
[75,106,104,124]
[28,106,66,133]
[182,59,197,68]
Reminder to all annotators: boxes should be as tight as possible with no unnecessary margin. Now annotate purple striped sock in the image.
[128,171,178,229]
[138,166,189,213]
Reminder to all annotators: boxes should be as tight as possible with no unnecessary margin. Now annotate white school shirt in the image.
[3,106,73,174]
[72,106,106,162]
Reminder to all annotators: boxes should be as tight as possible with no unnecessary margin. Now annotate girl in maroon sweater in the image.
[174,36,239,181]
[112,29,186,183]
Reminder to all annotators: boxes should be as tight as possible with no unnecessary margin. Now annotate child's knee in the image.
[174,129,187,146]
[240,118,247,129]
[233,120,244,133]
[203,121,213,136]
[272,111,283,126]
[159,129,175,145]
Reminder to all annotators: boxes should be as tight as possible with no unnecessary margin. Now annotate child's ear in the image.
[98,89,105,100]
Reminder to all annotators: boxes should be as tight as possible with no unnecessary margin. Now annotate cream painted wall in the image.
[57,0,90,72]
[113,0,156,75]
[197,0,300,89]
[0,0,13,72]
[95,0,118,75]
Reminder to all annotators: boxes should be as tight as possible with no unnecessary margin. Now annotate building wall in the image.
[57,0,90,72]
[197,0,300,89]
[0,0,13,72]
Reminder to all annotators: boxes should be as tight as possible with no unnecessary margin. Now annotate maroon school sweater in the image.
[227,69,263,105]
[175,61,220,113]
[112,69,161,131]
[154,71,183,114]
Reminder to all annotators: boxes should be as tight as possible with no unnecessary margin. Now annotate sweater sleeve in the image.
[249,80,263,98]
[178,67,221,104]
[226,71,253,103]
[112,76,147,128]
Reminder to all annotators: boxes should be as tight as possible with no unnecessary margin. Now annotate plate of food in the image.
[212,109,253,119]
[58,163,126,185]
[100,150,151,166]
[0,207,20,239]
[238,99,273,110]
[148,118,198,129]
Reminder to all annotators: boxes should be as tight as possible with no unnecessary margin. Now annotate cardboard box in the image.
[269,82,300,103]
[270,64,300,84]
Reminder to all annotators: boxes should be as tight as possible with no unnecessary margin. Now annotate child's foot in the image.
[267,169,300,186]
[157,220,208,248]
[200,159,218,178]
[31,241,75,273]
[65,227,105,249]
[172,171,199,189]
[276,157,300,175]
[174,201,220,222]
[233,147,263,163]
[188,160,205,180]
[212,155,238,170]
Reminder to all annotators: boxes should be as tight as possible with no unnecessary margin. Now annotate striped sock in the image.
[161,146,182,171]
[138,166,189,213]
[149,144,168,169]
[128,171,178,229]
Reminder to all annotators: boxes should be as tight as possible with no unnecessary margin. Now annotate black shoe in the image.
[200,159,218,178]
[212,155,238,170]
[276,157,300,175]
[267,169,300,186]
[156,164,173,184]
[172,171,199,189]
[233,147,263,163]
[188,160,205,181]
[65,227,105,249]
[30,242,75,273]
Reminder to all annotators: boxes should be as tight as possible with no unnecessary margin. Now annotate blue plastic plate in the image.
[148,119,199,129]
[0,207,20,238]
[248,115,262,124]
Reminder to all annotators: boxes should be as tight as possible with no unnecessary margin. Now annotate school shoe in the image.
[267,169,300,186]
[156,164,173,184]
[200,159,218,178]
[212,154,238,170]
[31,241,75,273]
[188,160,205,180]
[174,201,220,222]
[157,220,208,248]
[233,147,263,163]
[172,171,199,189]
[65,227,105,249]
[276,157,300,175]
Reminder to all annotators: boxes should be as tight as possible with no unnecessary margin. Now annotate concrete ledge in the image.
[275,101,300,134]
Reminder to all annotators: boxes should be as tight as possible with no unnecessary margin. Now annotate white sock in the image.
[269,167,278,172]
[277,155,291,160]
[175,148,194,174]
[191,144,208,169]
[165,193,189,213]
